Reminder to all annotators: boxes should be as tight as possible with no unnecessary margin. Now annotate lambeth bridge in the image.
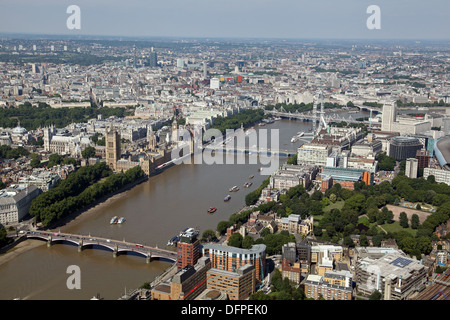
[25,230,177,263]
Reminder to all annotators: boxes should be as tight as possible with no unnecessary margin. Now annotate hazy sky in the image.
[0,0,449,39]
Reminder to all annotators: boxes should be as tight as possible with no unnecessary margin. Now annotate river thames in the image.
[0,111,370,300]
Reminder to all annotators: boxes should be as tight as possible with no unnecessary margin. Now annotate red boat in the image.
[207,207,217,214]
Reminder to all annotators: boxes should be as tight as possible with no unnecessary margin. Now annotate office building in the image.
[0,185,41,225]
[388,136,423,161]
[415,149,430,168]
[270,164,318,190]
[149,47,158,67]
[320,167,372,190]
[381,102,397,132]
[177,228,200,271]
[297,143,331,166]
[405,158,418,179]
[423,168,450,185]
[382,101,432,134]
[355,252,428,300]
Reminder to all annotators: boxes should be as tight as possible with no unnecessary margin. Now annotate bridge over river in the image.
[25,230,177,264]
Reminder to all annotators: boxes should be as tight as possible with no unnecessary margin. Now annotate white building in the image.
[297,143,331,167]
[405,158,418,179]
[0,185,41,225]
[381,101,431,135]
[210,78,220,90]
[423,167,450,185]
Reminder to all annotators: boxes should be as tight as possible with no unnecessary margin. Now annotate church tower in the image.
[43,124,55,152]
[171,119,178,143]
[105,124,121,171]
[147,124,157,152]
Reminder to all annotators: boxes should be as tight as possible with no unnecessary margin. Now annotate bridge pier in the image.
[78,240,83,252]
[146,254,151,264]
[47,236,52,247]
[113,246,118,258]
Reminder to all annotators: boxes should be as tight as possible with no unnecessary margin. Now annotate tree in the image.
[216,221,232,235]
[30,153,41,168]
[48,153,63,167]
[360,234,369,247]
[411,214,420,229]
[201,229,217,242]
[369,290,382,300]
[227,232,243,248]
[329,193,337,203]
[399,212,409,228]
[81,146,96,159]
[242,235,255,249]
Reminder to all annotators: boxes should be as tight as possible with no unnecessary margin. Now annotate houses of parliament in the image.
[105,120,178,176]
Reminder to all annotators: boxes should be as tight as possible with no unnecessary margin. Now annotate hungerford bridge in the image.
[265,108,365,124]
[25,230,177,263]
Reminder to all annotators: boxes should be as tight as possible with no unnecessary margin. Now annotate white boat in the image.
[167,236,179,246]
[229,186,239,192]
[118,217,126,224]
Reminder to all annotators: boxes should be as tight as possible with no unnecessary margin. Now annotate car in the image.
[106,239,111,243]
[135,244,144,248]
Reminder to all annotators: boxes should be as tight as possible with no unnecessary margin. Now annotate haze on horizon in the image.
[0,0,449,40]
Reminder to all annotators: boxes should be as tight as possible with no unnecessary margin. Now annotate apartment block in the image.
[206,264,256,300]
[305,270,353,300]
[202,244,266,282]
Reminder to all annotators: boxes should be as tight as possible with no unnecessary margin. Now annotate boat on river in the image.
[167,236,179,246]
[229,186,239,192]
[207,207,217,214]
[224,195,231,202]
[110,216,119,224]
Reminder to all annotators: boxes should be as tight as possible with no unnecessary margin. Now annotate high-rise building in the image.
[405,158,418,178]
[149,47,158,67]
[177,59,185,68]
[381,101,397,132]
[176,228,200,271]
[105,124,121,171]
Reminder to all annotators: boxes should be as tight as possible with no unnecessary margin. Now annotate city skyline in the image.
[0,0,449,40]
